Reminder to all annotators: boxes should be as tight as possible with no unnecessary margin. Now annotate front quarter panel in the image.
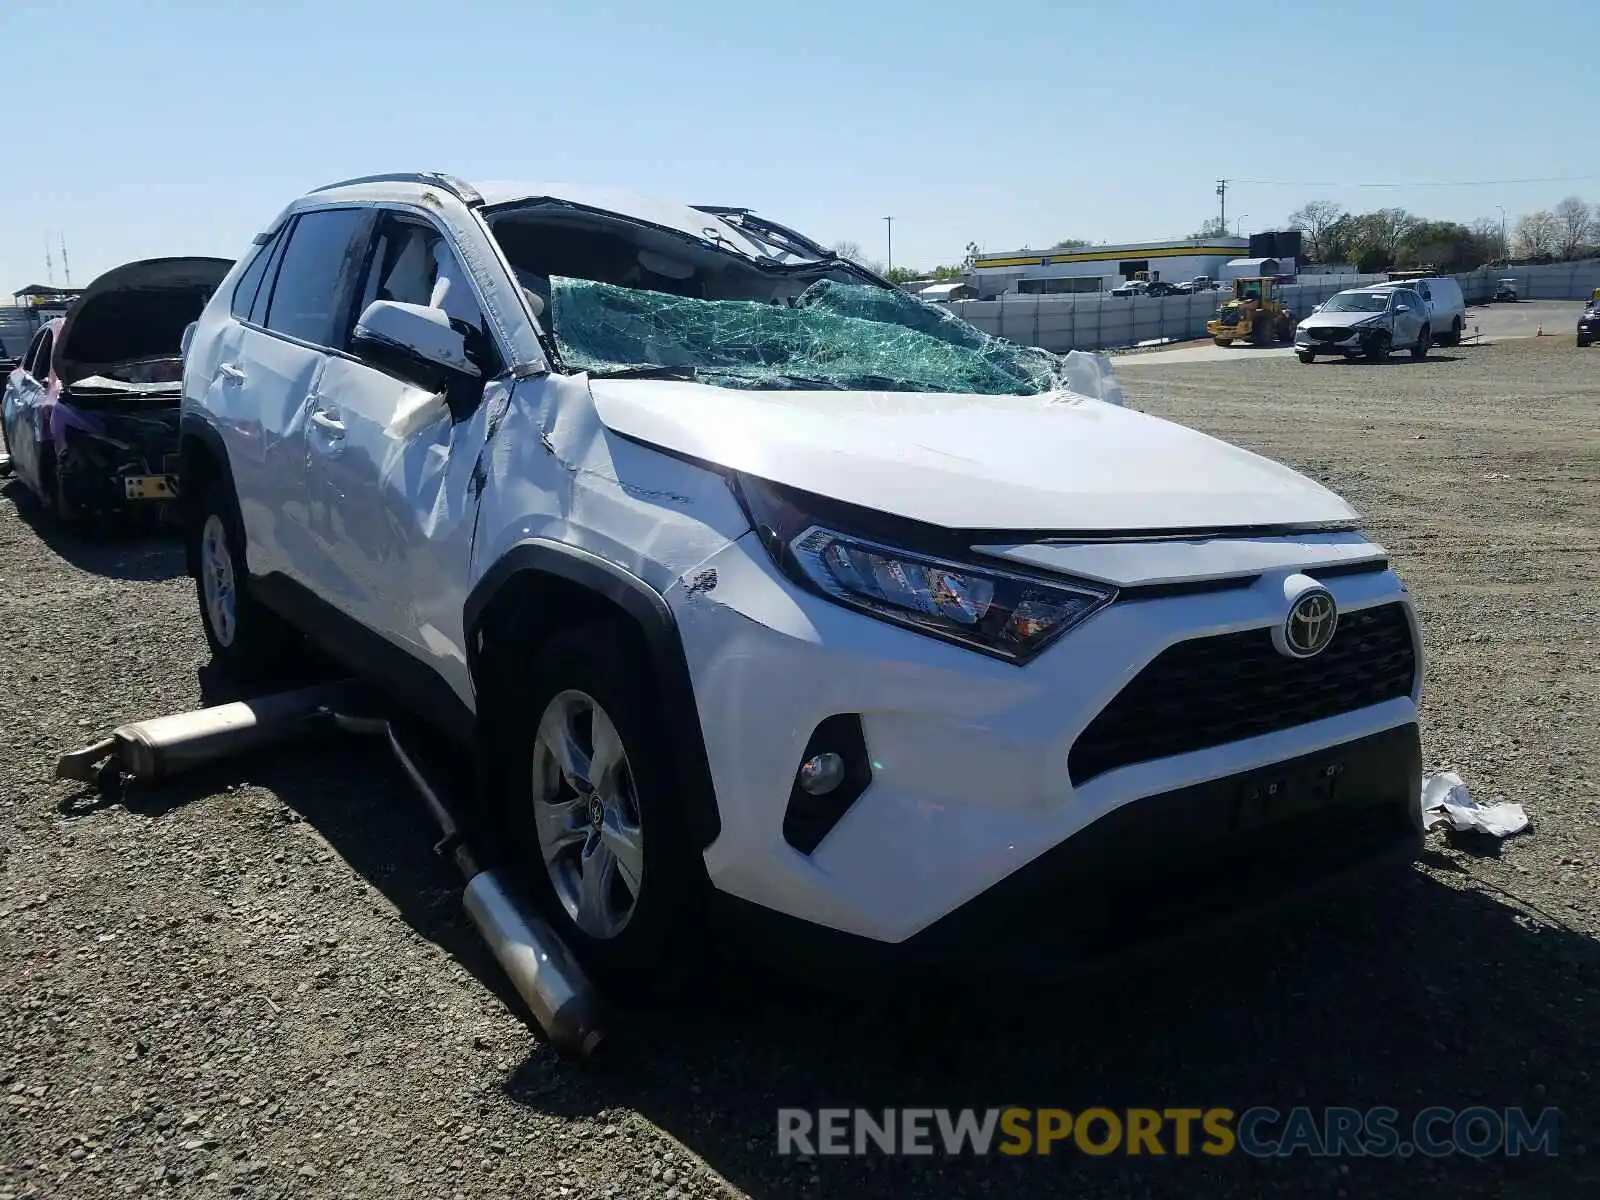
[470,372,750,603]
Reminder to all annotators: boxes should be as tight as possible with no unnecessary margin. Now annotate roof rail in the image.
[307,171,483,206]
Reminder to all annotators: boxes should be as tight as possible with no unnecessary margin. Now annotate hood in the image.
[1299,307,1384,329]
[589,380,1358,532]
[55,257,233,388]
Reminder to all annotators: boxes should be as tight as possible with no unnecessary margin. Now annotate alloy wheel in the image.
[199,513,237,647]
[530,689,645,939]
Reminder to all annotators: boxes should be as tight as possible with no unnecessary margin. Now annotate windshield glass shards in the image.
[549,277,1074,395]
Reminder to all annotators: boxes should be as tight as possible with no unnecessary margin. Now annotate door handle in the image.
[309,409,346,435]
[217,362,245,382]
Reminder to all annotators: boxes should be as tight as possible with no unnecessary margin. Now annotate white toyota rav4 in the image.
[180,172,1425,984]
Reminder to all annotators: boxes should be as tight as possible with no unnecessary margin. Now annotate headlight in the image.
[734,474,1114,663]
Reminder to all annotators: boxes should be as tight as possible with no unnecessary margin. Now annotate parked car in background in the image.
[1372,276,1466,345]
[1109,280,1148,298]
[178,172,1426,990]
[1144,280,1178,297]
[1493,278,1519,302]
[1,258,231,523]
[1294,287,1431,363]
[1578,296,1598,348]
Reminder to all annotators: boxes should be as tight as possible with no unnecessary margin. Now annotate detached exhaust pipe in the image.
[55,681,371,785]
[56,688,606,1058]
[335,714,606,1058]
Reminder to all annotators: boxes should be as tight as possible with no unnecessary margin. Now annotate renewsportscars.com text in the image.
[777,1106,1560,1158]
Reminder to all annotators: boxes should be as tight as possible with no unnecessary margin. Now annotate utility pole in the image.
[1216,179,1228,232]
[884,216,894,275]
[60,234,71,287]
[45,237,54,288]
[1496,205,1507,260]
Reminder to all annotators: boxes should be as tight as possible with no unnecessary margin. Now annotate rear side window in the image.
[24,329,53,380]
[262,208,370,348]
[230,231,282,321]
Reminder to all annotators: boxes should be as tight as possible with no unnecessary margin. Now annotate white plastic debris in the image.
[1421,771,1529,837]
[1059,350,1126,407]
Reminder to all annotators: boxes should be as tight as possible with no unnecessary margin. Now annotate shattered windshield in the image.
[549,277,1075,395]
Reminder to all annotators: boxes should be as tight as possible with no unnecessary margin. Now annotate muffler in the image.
[55,681,372,785]
[344,716,607,1058]
[55,688,606,1058]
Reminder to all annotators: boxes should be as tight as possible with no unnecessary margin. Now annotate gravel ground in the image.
[3,337,1598,1199]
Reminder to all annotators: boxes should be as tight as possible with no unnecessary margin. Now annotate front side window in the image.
[349,213,499,374]
[262,208,370,348]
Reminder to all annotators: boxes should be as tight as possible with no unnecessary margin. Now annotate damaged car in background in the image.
[1,258,231,524]
[178,173,1425,996]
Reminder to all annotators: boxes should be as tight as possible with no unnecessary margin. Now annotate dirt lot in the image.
[2,337,1598,1199]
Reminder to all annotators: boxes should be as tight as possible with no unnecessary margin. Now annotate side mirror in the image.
[353,300,481,381]
[1311,304,1323,314]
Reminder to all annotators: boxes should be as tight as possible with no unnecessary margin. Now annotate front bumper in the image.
[1295,325,1384,353]
[1577,318,1598,342]
[717,722,1422,979]
[55,405,181,520]
[670,532,1422,947]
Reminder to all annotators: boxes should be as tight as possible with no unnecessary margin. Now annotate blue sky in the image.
[2,0,1593,289]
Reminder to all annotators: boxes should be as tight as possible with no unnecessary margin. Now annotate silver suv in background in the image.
[1294,287,1431,364]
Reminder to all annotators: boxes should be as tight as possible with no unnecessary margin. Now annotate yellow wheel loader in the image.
[1205,277,1296,347]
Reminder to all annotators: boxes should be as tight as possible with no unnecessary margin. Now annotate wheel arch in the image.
[178,415,235,578]
[465,539,722,849]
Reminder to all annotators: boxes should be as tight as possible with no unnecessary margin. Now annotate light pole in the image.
[884,217,894,275]
[1235,214,1249,237]
[1496,205,1507,260]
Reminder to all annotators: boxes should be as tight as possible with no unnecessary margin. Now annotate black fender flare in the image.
[178,414,237,577]
[464,539,722,848]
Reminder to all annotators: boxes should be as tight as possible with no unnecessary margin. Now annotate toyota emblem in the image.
[1280,587,1339,658]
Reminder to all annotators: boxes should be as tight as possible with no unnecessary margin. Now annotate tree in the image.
[832,240,865,263]
[1342,208,1417,273]
[1469,216,1507,261]
[1514,211,1559,260]
[1287,200,1346,262]
[1398,220,1495,271]
[1190,216,1228,239]
[1051,237,1090,250]
[1552,196,1592,259]
[883,265,921,284]
[962,241,981,270]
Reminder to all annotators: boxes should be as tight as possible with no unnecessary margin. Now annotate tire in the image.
[489,622,706,993]
[1297,350,1316,364]
[188,470,300,680]
[48,445,86,528]
[1411,326,1431,359]
[1213,337,1233,347]
[1580,336,1592,348]
[1251,318,1275,347]
[1441,316,1462,346]
[1365,332,1392,361]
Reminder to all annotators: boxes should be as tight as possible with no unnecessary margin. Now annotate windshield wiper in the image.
[585,364,699,381]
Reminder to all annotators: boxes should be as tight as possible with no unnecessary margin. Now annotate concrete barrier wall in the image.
[949,274,1387,353]
[947,261,1600,353]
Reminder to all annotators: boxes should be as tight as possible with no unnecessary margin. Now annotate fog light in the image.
[797,752,845,796]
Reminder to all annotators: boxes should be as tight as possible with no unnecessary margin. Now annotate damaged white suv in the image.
[180,173,1425,984]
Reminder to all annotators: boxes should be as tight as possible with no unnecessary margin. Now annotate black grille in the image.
[1310,326,1351,342]
[1068,602,1415,785]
